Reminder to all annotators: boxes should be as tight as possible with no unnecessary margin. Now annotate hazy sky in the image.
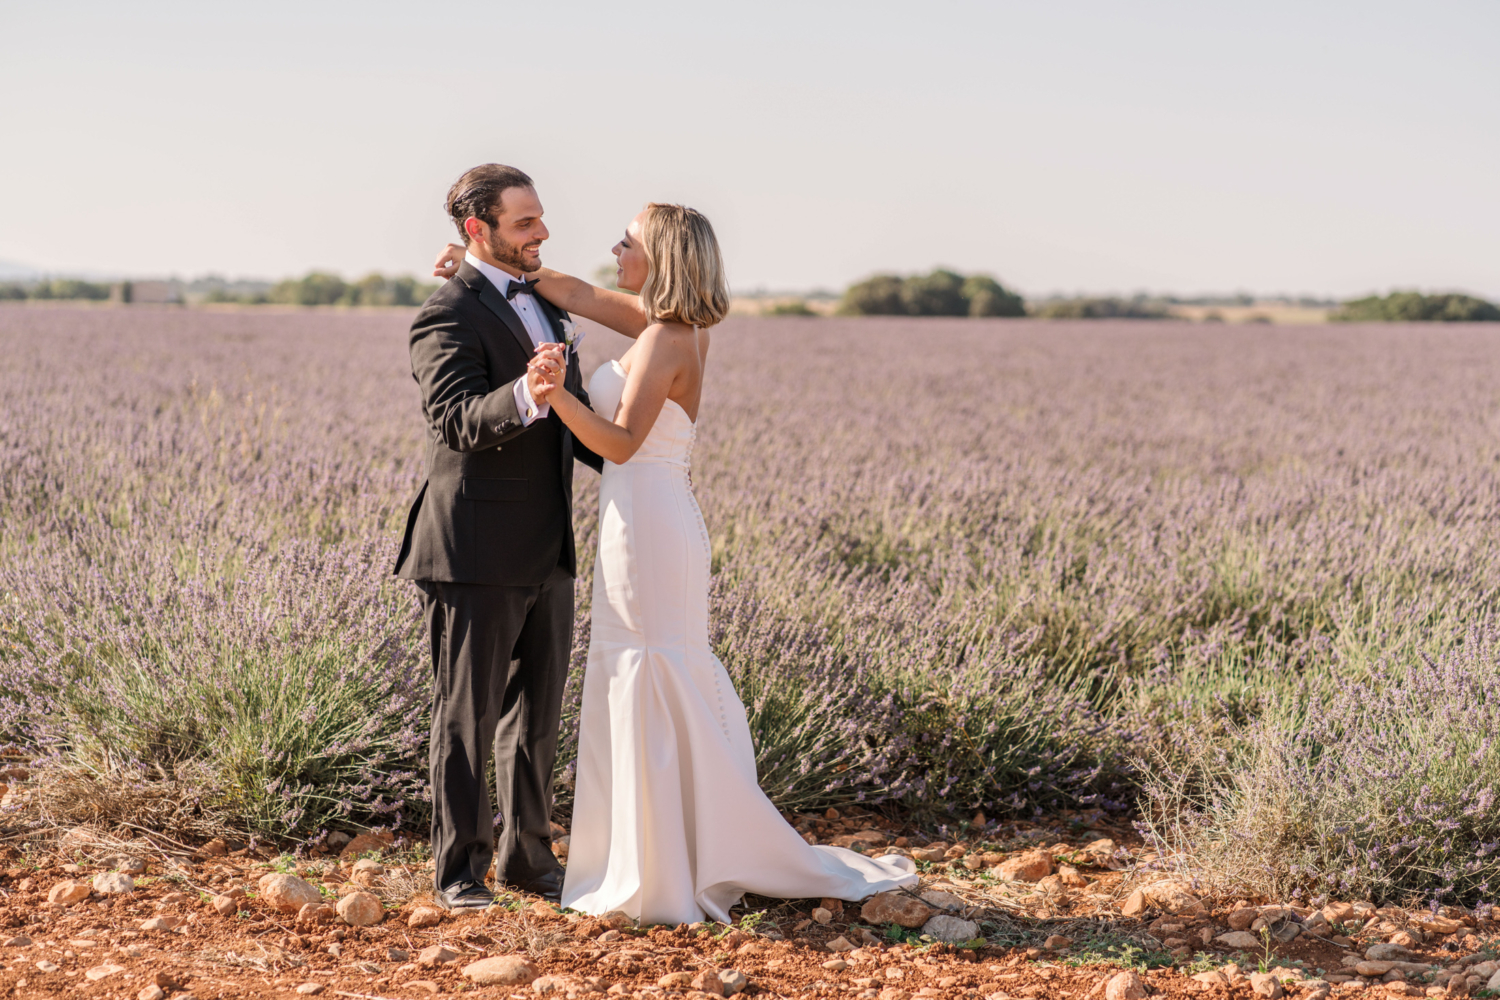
[2,0,1496,298]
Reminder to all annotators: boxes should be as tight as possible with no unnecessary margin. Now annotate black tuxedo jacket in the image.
[393,261,603,586]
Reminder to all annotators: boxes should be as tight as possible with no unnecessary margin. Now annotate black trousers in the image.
[419,565,573,891]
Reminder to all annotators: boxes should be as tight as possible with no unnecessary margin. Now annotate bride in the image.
[433,204,916,925]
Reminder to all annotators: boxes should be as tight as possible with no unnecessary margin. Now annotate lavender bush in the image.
[1139,627,1500,906]
[3,307,1500,896]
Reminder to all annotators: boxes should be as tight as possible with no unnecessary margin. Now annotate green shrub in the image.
[767,300,817,316]
[900,270,968,316]
[1332,291,1500,322]
[1035,297,1173,319]
[839,270,1026,317]
[29,279,111,301]
[963,276,1026,317]
[839,274,906,315]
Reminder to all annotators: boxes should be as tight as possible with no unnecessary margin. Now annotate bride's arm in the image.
[432,243,648,339]
[529,267,648,339]
[536,326,683,464]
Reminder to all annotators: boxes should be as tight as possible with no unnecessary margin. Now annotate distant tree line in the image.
[838,270,1026,317]
[1031,296,1174,319]
[214,272,439,307]
[1332,292,1500,323]
[0,279,112,301]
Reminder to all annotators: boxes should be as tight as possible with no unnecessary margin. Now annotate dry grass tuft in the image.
[26,765,237,844]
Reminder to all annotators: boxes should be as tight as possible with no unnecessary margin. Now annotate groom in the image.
[394,163,598,908]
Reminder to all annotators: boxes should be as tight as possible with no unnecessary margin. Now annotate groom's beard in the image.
[487,232,541,274]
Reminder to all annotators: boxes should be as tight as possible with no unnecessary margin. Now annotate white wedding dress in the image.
[560,356,918,925]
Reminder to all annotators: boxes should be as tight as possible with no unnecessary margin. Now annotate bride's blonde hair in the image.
[637,203,730,328]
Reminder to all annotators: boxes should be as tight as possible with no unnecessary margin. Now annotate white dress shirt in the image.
[465,251,554,426]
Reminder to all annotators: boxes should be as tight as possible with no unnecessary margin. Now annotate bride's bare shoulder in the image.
[637,321,700,354]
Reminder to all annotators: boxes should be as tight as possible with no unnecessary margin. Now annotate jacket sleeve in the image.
[410,302,527,453]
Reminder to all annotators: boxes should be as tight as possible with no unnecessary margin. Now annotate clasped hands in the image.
[526,343,569,404]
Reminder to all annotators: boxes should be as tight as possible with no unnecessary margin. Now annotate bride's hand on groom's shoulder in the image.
[433,243,466,278]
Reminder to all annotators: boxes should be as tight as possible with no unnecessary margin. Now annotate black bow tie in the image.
[505,279,540,301]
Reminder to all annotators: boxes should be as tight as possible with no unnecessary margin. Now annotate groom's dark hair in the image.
[446,164,535,245]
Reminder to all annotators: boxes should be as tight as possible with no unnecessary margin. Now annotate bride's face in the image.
[612,212,649,293]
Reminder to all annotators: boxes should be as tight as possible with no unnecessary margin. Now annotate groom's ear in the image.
[462,217,486,245]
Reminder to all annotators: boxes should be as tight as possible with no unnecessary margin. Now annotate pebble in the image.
[46,879,92,905]
[3,935,31,947]
[920,914,979,943]
[1248,971,1284,998]
[811,906,833,924]
[859,891,934,928]
[85,963,126,981]
[1216,930,1262,949]
[138,987,167,1000]
[1044,934,1071,950]
[35,961,59,973]
[995,849,1052,882]
[338,832,392,860]
[823,959,849,971]
[464,955,541,985]
[917,890,965,910]
[658,971,695,989]
[719,969,749,995]
[294,984,324,996]
[826,936,855,952]
[1227,906,1259,930]
[259,873,322,914]
[408,905,444,928]
[1104,970,1146,1000]
[418,944,460,967]
[336,890,384,926]
[210,894,239,916]
[140,915,184,932]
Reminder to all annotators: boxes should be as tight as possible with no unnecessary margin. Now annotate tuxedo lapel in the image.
[457,261,535,360]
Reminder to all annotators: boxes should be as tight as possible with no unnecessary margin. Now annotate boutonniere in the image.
[560,316,585,356]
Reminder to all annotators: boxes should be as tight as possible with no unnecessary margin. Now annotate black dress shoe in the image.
[505,868,564,904]
[434,880,497,911]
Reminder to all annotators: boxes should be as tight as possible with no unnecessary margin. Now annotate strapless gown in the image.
[559,359,918,925]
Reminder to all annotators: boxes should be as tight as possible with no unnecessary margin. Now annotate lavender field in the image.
[4,306,1500,906]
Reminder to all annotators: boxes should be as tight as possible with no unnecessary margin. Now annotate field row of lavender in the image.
[3,306,1499,906]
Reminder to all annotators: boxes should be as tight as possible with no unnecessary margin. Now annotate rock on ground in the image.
[339,831,394,860]
[336,890,383,926]
[47,880,91,904]
[418,944,461,967]
[1248,971,1284,998]
[995,849,1052,882]
[259,873,322,913]
[918,890,966,910]
[690,969,728,996]
[1216,930,1261,949]
[719,970,749,995]
[921,914,980,943]
[1104,970,1146,1000]
[91,872,134,895]
[860,891,935,928]
[408,905,444,928]
[463,955,540,985]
